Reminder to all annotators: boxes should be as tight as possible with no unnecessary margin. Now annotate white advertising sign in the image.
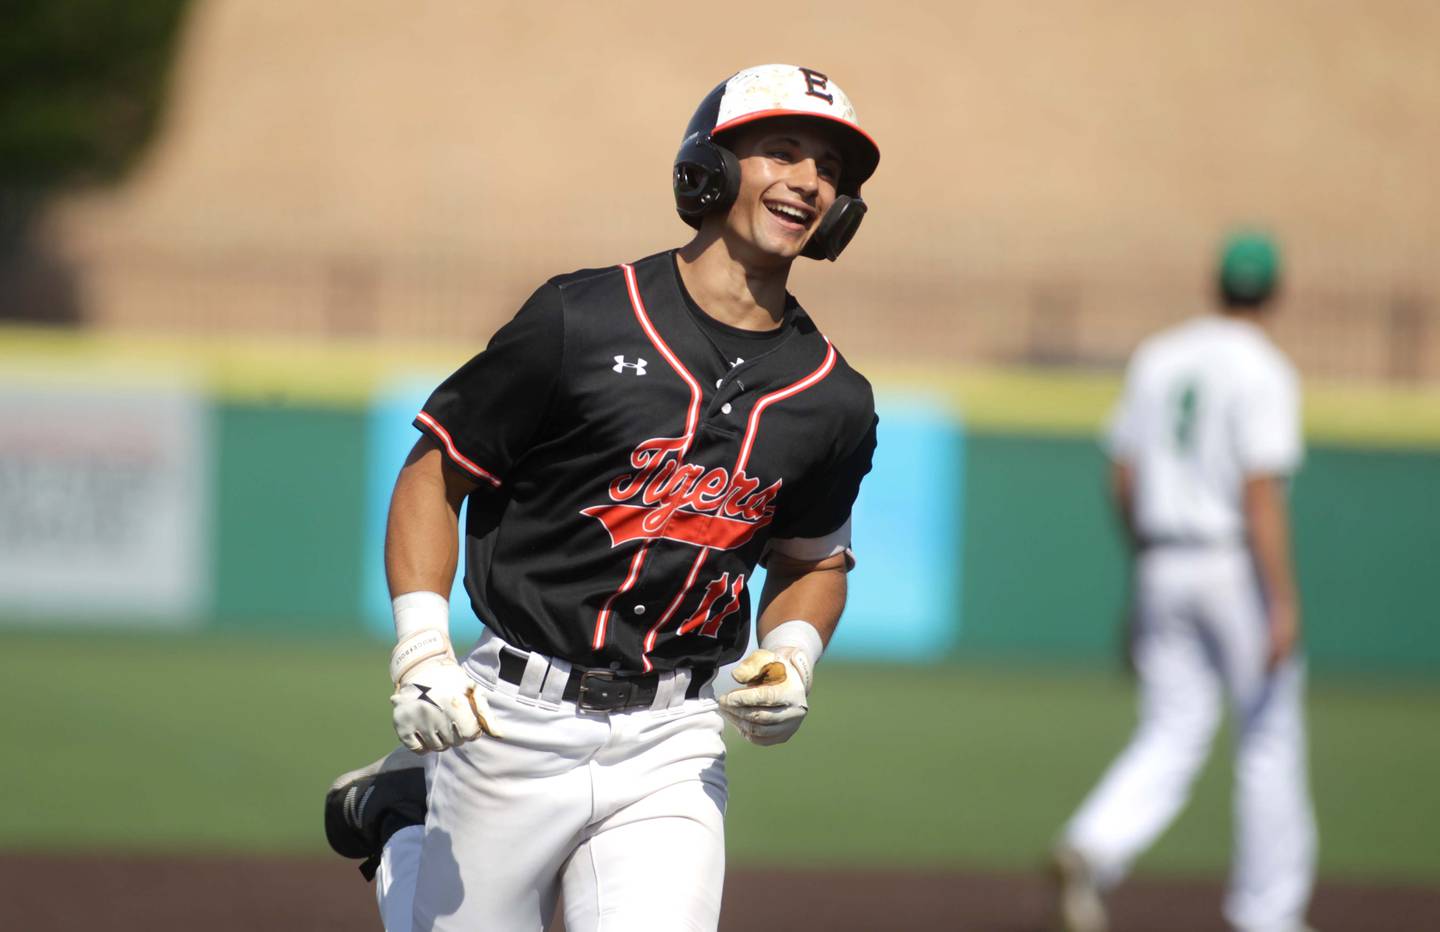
[0,376,209,625]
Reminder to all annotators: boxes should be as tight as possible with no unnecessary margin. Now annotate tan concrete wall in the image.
[47,0,1440,380]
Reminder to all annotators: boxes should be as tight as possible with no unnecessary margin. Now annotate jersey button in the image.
[721,403,732,415]
[715,378,723,389]
[633,604,647,615]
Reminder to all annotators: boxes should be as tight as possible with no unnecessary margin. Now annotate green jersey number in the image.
[1173,380,1200,453]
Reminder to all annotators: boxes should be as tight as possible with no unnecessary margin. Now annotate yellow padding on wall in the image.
[0,325,460,407]
[872,364,1440,448]
[3,327,1438,448]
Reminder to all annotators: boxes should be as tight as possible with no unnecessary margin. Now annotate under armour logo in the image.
[613,355,648,375]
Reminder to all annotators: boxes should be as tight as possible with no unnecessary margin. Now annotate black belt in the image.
[497,647,712,712]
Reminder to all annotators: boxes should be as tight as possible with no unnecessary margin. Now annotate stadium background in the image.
[2,2,1438,929]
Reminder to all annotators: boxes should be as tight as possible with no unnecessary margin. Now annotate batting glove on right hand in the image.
[389,629,499,753]
[717,647,811,746]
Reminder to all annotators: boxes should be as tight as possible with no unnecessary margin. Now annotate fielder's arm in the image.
[1244,473,1301,672]
[1109,459,1141,673]
[1109,460,1139,552]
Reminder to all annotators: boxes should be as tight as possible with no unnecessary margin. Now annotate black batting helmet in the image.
[672,64,880,262]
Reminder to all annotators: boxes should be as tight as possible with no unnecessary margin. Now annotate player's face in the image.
[722,120,844,265]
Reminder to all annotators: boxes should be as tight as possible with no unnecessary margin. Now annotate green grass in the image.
[0,631,393,854]
[2,631,1437,883]
[726,663,1440,882]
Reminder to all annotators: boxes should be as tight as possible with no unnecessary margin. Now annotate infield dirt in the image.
[6,853,1435,931]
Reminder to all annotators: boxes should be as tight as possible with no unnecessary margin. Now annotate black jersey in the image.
[416,250,877,675]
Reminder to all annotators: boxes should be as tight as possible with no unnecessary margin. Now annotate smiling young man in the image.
[323,64,881,931]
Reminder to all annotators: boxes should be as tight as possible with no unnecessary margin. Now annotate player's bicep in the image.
[765,548,850,578]
[401,435,480,509]
[385,437,477,597]
[764,518,855,571]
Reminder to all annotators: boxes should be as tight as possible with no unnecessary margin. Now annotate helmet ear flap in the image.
[801,195,867,261]
[674,139,741,228]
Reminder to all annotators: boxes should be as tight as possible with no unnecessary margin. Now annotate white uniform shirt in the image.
[1107,314,1303,543]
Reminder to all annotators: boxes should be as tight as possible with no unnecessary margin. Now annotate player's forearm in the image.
[384,440,471,598]
[1110,460,1139,550]
[721,558,844,746]
[755,554,848,646]
[1244,475,1298,609]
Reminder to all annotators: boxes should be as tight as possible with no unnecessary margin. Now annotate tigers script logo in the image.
[581,436,781,551]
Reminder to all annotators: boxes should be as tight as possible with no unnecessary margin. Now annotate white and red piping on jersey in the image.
[622,262,702,453]
[640,338,838,668]
[415,411,502,488]
[638,547,710,672]
[592,540,652,650]
[735,338,837,475]
[592,263,706,651]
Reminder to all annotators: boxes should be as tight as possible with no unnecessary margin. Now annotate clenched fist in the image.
[717,647,812,746]
[390,628,499,753]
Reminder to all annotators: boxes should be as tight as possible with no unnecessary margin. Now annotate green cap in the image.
[1219,230,1280,303]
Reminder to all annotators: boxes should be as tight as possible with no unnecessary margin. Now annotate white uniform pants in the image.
[1063,546,1316,932]
[377,630,728,932]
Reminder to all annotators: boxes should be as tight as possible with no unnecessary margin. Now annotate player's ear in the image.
[674,136,740,222]
[801,196,867,262]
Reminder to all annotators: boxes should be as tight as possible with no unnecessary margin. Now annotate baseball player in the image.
[324,64,879,932]
[1051,232,1317,932]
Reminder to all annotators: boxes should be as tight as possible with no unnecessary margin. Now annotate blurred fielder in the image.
[1052,232,1317,932]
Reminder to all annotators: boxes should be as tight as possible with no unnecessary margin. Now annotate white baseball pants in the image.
[1062,546,1316,932]
[376,629,728,932]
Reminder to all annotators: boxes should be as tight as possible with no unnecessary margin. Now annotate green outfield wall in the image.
[212,402,369,632]
[957,433,1440,673]
[959,433,1128,661]
[2,328,1437,674]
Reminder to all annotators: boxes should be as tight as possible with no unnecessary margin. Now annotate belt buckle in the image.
[576,670,637,712]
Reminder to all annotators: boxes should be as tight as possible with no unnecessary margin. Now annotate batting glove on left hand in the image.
[718,646,812,746]
[389,628,499,753]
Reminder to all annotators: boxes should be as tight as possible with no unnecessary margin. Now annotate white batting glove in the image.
[718,620,822,746]
[388,592,499,753]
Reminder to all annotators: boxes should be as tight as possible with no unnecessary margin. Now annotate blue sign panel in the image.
[825,393,964,660]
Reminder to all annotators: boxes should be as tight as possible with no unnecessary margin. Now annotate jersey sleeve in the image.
[414,282,565,487]
[1105,357,1143,462]
[765,414,878,566]
[1234,360,1303,475]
